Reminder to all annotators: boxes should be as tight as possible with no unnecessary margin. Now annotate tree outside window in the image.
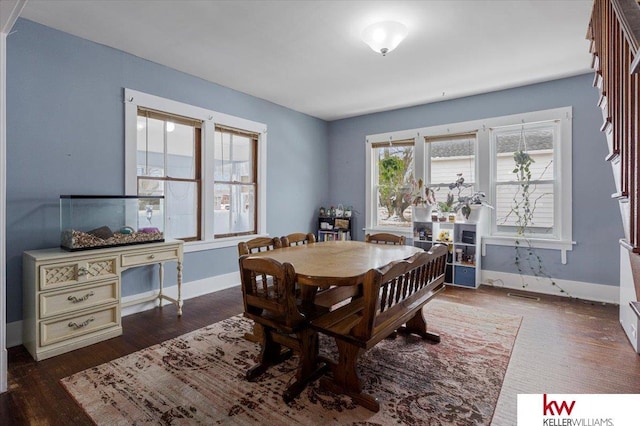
[373,141,414,228]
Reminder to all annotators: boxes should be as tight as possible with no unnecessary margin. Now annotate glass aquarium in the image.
[60,195,165,251]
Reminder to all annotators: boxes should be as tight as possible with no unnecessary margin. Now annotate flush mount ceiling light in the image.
[361,21,408,56]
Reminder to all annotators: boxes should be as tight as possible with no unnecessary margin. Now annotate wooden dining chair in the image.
[237,236,282,256]
[281,232,316,247]
[238,236,283,343]
[365,232,406,245]
[239,255,328,403]
[280,232,356,306]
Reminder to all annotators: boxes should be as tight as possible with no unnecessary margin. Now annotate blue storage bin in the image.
[454,265,476,287]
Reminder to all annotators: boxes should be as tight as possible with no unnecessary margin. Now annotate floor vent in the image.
[507,292,540,301]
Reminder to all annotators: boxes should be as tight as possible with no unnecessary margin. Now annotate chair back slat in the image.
[365,233,406,245]
[281,232,316,247]
[238,237,282,256]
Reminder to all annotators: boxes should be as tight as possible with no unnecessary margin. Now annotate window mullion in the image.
[227,134,233,233]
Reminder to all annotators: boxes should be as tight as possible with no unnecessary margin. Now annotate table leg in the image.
[158,262,164,305]
[176,261,183,316]
[156,261,183,317]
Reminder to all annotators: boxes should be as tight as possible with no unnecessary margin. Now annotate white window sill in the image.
[482,235,575,264]
[183,234,271,253]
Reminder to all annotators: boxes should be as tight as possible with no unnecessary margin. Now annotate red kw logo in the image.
[543,394,576,416]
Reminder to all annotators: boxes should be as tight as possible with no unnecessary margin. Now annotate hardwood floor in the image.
[2,284,639,425]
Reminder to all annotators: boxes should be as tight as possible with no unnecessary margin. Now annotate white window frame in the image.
[365,106,574,262]
[124,88,267,252]
[484,107,574,263]
[365,129,419,238]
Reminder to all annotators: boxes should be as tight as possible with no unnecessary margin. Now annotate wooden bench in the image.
[310,245,448,412]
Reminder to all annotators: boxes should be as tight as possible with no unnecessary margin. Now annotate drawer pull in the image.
[68,317,95,330]
[67,291,95,304]
[149,254,156,259]
[77,267,88,276]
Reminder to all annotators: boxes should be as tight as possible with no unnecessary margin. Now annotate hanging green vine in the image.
[510,149,567,295]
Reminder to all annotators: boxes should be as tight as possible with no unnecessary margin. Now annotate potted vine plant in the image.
[457,191,493,222]
[437,193,455,222]
[409,178,436,221]
[448,173,493,222]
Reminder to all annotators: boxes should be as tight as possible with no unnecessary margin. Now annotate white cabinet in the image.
[412,219,484,288]
[23,240,183,361]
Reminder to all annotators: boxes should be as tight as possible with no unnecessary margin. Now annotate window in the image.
[427,133,477,201]
[368,139,414,230]
[365,107,572,259]
[213,126,257,237]
[493,123,555,236]
[137,109,201,241]
[125,89,267,251]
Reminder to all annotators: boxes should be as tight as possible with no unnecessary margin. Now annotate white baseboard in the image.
[480,270,619,304]
[121,271,240,317]
[7,270,617,348]
[7,271,241,348]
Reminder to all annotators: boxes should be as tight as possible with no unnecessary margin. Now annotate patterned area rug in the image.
[60,299,521,425]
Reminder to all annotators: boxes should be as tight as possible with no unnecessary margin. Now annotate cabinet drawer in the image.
[40,279,119,319]
[40,304,120,347]
[39,257,118,291]
[121,247,179,267]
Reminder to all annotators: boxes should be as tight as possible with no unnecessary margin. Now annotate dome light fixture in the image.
[361,21,408,56]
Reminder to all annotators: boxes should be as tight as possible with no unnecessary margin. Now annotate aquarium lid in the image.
[60,195,164,199]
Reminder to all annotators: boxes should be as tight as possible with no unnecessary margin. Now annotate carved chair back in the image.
[239,255,305,333]
[237,236,282,256]
[281,232,316,248]
[365,233,406,246]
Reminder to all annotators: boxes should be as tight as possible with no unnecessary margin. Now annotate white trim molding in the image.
[482,236,576,264]
[0,0,26,34]
[364,107,573,255]
[124,88,268,251]
[2,2,28,391]
[121,271,240,317]
[480,270,618,304]
[0,30,7,396]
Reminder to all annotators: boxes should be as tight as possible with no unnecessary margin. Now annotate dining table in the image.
[247,239,426,401]
[249,239,423,287]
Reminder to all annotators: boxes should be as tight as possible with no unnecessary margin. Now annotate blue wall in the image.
[328,74,623,286]
[5,19,622,325]
[6,19,330,323]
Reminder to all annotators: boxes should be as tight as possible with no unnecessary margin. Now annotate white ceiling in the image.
[19,0,594,121]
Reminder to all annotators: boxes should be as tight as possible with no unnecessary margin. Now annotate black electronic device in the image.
[461,230,475,244]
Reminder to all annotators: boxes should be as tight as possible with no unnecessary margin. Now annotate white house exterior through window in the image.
[124,88,267,252]
[365,107,573,261]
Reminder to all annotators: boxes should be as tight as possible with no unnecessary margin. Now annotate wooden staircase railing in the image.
[588,0,640,308]
[588,0,640,250]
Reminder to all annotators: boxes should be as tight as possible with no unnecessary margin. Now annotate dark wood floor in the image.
[2,285,639,425]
